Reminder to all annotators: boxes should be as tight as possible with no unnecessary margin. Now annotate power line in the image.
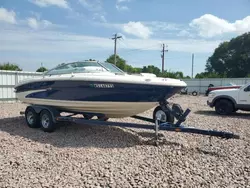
[117,41,160,55]
[161,44,168,73]
[116,39,127,49]
[111,33,122,65]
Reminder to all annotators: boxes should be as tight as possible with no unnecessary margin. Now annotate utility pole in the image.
[111,33,122,65]
[191,53,194,78]
[161,44,168,73]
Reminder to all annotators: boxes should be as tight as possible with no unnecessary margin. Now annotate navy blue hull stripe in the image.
[16,80,184,102]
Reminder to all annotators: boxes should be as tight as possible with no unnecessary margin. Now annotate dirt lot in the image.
[0,95,249,188]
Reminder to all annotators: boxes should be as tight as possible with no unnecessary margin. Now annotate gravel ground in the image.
[0,95,249,188]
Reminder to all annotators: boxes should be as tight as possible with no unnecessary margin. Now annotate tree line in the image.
[105,55,191,79]
[0,58,191,79]
[1,32,250,78]
[196,32,250,78]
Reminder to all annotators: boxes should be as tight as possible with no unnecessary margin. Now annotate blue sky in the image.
[0,0,250,76]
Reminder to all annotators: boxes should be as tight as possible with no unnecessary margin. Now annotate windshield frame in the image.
[44,61,124,76]
[99,62,125,74]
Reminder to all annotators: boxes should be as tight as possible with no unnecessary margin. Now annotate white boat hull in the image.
[19,98,158,118]
[15,67,187,118]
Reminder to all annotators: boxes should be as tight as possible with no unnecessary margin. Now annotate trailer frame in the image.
[20,102,240,146]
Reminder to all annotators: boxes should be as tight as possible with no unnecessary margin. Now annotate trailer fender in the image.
[30,105,60,123]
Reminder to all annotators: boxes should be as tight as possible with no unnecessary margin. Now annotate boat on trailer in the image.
[15,60,239,145]
[15,61,186,118]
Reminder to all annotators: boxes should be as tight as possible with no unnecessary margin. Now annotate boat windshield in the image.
[44,61,124,75]
[99,62,124,74]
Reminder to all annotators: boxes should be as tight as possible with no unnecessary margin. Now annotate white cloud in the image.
[145,21,181,31]
[0,25,222,54]
[177,30,193,37]
[117,0,131,3]
[0,28,113,53]
[78,0,102,11]
[99,15,107,23]
[116,4,129,11]
[27,17,52,30]
[93,21,122,30]
[116,0,131,11]
[234,16,250,33]
[0,7,16,24]
[93,13,107,23]
[122,38,221,54]
[123,21,152,39]
[29,11,41,19]
[78,0,106,23]
[27,18,39,29]
[96,21,184,38]
[190,14,250,38]
[30,0,69,9]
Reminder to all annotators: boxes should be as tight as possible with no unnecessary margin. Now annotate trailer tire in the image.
[215,99,234,115]
[99,117,109,121]
[83,114,93,120]
[153,106,174,123]
[233,109,238,113]
[97,115,109,121]
[25,107,40,128]
[40,109,57,132]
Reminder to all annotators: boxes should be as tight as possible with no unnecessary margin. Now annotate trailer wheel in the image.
[233,109,238,113]
[97,115,109,121]
[83,114,93,120]
[215,99,234,115]
[153,106,174,123]
[40,109,56,132]
[25,107,40,128]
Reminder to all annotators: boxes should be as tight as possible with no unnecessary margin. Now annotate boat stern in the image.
[149,77,187,101]
[161,77,187,87]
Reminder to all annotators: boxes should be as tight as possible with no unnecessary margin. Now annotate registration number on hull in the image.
[90,84,114,88]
